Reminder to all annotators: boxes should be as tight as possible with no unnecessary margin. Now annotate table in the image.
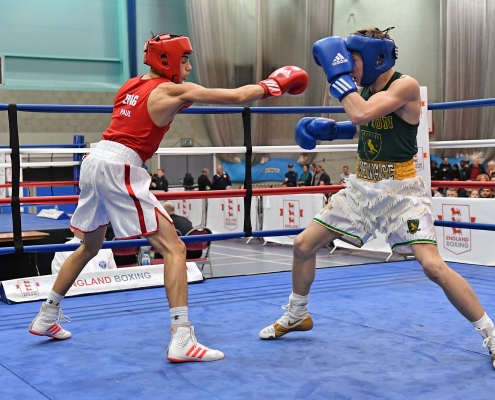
[0,231,50,275]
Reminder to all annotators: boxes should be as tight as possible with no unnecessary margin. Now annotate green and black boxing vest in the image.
[356,71,419,182]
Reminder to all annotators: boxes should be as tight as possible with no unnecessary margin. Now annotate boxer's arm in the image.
[173,82,266,104]
[341,76,419,125]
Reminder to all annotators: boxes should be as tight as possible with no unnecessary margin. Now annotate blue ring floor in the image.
[1,260,494,399]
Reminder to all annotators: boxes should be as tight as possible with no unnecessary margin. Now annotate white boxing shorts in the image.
[313,173,437,255]
[70,140,172,239]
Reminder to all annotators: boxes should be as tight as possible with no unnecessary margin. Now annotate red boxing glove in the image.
[257,66,309,99]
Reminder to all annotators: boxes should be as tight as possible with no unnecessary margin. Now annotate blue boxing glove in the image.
[313,36,357,101]
[295,118,356,150]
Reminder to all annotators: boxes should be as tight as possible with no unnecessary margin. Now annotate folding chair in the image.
[111,246,139,268]
[184,226,213,277]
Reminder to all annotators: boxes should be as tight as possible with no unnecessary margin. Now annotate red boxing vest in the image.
[102,76,191,162]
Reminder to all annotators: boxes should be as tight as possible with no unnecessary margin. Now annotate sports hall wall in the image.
[0,0,440,179]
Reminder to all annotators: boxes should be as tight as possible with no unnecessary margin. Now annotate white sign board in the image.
[206,197,259,234]
[169,198,205,227]
[1,263,204,304]
[432,197,495,266]
[262,194,326,245]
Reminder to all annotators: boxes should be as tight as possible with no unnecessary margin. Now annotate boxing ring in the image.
[0,98,495,398]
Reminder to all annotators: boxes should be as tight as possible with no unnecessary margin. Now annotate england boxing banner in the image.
[432,197,495,266]
[0,262,204,304]
[206,197,259,234]
[169,198,205,227]
[262,194,326,245]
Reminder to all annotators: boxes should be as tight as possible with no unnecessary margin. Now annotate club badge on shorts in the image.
[407,219,421,234]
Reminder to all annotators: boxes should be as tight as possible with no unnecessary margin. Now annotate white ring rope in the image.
[0,161,80,168]
[1,138,495,167]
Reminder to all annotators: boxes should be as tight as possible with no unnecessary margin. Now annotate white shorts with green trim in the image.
[313,174,437,255]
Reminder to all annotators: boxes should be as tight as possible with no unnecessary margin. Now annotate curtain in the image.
[438,0,495,161]
[187,0,334,164]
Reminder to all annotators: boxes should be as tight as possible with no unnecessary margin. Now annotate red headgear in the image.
[143,34,193,83]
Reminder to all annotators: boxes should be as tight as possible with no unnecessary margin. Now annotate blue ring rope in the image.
[434,221,495,232]
[0,228,304,255]
[0,97,494,114]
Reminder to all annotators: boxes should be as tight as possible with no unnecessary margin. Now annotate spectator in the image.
[211,165,231,190]
[458,181,472,198]
[311,164,322,186]
[284,164,298,187]
[466,156,486,180]
[480,188,492,199]
[162,202,202,259]
[310,163,317,174]
[438,157,452,181]
[476,173,489,182]
[446,188,459,198]
[459,160,470,181]
[487,160,495,179]
[151,168,169,191]
[183,172,195,191]
[315,164,331,185]
[450,164,460,180]
[430,160,440,181]
[446,188,458,198]
[431,187,443,197]
[469,189,480,198]
[51,230,117,275]
[339,166,350,183]
[197,168,212,191]
[297,164,312,186]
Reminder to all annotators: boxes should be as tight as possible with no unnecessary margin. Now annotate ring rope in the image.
[0,98,494,114]
[2,97,495,272]
[434,221,495,232]
[0,185,342,206]
[0,228,305,256]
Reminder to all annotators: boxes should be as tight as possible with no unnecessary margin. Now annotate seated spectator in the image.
[450,164,460,180]
[297,164,312,186]
[198,168,212,191]
[458,182,472,198]
[183,172,195,191]
[466,156,486,180]
[430,160,440,181]
[446,188,458,198]
[339,166,350,183]
[491,176,495,182]
[51,229,117,275]
[487,160,495,179]
[431,187,443,197]
[151,168,169,191]
[284,164,298,187]
[476,173,489,182]
[480,188,492,198]
[212,165,231,190]
[162,202,202,259]
[438,157,452,181]
[469,189,480,198]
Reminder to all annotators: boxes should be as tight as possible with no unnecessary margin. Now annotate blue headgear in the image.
[345,32,398,87]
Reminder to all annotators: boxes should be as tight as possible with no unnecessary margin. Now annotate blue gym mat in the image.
[0,261,494,399]
[0,213,70,233]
